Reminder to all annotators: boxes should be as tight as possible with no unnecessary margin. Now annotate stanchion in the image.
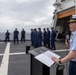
[26,45,30,53]
[56,64,65,75]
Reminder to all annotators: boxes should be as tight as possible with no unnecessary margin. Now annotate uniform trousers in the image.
[69,61,76,75]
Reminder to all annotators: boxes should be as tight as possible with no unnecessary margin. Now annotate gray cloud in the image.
[0,0,55,32]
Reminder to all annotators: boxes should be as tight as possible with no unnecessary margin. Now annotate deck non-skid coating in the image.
[0,56,3,66]
[8,54,30,75]
[0,41,68,75]
[10,41,31,53]
[0,42,7,54]
[0,42,6,67]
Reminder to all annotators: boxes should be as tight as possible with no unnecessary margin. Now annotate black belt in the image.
[70,61,76,63]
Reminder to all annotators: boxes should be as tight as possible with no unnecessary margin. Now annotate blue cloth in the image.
[21,31,26,42]
[46,30,50,40]
[13,30,19,44]
[37,31,42,47]
[14,31,19,38]
[46,30,50,47]
[31,31,34,45]
[69,61,76,75]
[70,31,76,61]
[51,30,56,41]
[5,32,10,42]
[5,32,10,38]
[51,30,56,50]
[43,31,47,46]
[69,31,76,75]
[33,31,38,47]
[21,31,25,38]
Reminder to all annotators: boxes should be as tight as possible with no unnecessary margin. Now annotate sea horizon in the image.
[0,32,31,40]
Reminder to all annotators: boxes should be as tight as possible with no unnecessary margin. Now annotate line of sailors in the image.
[5,27,56,50]
[5,28,26,44]
[31,27,56,50]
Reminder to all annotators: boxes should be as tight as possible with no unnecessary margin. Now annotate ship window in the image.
[61,0,65,2]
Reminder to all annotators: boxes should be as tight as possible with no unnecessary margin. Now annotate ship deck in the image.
[0,41,69,75]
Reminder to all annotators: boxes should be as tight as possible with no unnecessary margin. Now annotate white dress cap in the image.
[72,15,76,19]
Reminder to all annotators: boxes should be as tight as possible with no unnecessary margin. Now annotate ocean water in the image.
[0,33,31,40]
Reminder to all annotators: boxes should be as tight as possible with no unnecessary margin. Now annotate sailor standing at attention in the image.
[13,28,19,44]
[21,28,26,42]
[37,28,42,47]
[43,28,47,46]
[50,27,56,50]
[46,28,50,48]
[51,15,76,75]
[5,30,10,42]
[31,29,34,46]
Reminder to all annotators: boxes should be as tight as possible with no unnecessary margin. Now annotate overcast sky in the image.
[0,0,55,32]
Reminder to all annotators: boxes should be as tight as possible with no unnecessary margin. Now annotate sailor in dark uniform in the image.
[5,30,10,42]
[33,28,38,47]
[21,28,26,42]
[31,29,34,45]
[13,28,19,44]
[43,28,47,46]
[37,28,42,47]
[46,28,50,48]
[51,27,56,50]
